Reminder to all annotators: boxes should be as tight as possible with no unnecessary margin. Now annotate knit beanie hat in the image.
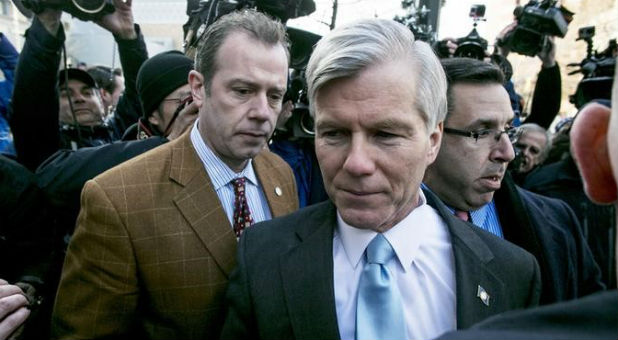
[137,50,194,118]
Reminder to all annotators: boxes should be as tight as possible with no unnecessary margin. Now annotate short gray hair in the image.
[194,9,289,93]
[519,122,552,161]
[305,18,447,130]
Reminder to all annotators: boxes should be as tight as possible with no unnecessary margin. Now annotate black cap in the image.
[137,50,194,118]
[58,68,98,88]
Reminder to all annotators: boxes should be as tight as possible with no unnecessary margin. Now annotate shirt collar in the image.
[190,120,257,190]
[336,190,431,273]
[421,182,491,226]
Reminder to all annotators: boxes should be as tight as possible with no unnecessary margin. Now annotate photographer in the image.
[497,24,562,130]
[9,0,148,171]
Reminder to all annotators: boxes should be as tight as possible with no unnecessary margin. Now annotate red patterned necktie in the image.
[232,177,254,237]
[454,210,470,222]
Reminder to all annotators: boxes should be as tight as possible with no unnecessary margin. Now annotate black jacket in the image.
[10,17,148,171]
[222,191,541,339]
[521,157,616,289]
[495,173,605,304]
[437,290,618,340]
[526,64,561,129]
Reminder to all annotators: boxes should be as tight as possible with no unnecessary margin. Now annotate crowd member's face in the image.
[515,130,547,173]
[425,83,515,211]
[314,59,442,232]
[58,79,105,127]
[191,31,288,172]
[149,84,192,135]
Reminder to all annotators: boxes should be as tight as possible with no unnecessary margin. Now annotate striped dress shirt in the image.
[190,121,272,227]
[422,183,504,238]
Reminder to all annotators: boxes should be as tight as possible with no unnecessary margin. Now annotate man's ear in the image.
[188,70,204,107]
[571,102,618,204]
[426,120,443,165]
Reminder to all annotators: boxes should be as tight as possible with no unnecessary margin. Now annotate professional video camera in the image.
[497,0,572,57]
[275,27,321,140]
[568,26,616,108]
[183,0,316,56]
[452,4,488,60]
[11,0,114,21]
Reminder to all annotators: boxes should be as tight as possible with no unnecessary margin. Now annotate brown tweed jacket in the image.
[51,131,298,339]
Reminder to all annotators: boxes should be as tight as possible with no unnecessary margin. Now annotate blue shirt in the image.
[190,120,272,227]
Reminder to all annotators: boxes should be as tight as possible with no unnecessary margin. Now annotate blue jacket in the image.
[0,33,18,156]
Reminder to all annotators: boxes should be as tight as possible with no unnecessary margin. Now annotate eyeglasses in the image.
[444,126,522,144]
[162,94,192,107]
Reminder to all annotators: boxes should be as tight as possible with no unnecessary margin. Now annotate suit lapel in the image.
[254,152,297,217]
[170,132,238,277]
[424,190,507,328]
[279,201,341,340]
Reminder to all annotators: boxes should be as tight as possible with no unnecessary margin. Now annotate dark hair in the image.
[87,66,121,93]
[440,58,505,119]
[195,9,289,93]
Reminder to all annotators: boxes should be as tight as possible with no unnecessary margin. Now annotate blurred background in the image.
[1,0,616,122]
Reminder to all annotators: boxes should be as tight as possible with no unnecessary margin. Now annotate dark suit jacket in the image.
[51,131,298,339]
[436,290,618,340]
[221,190,541,339]
[495,173,605,304]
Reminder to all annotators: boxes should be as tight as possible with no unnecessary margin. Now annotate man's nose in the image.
[249,93,274,121]
[491,133,515,163]
[71,92,86,103]
[342,137,376,176]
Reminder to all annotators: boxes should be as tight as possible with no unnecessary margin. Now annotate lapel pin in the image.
[275,187,283,196]
[477,285,490,306]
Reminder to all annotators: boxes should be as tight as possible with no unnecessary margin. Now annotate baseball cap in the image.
[58,68,98,88]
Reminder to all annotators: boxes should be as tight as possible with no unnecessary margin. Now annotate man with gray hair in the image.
[51,9,298,339]
[221,19,540,340]
[511,122,552,181]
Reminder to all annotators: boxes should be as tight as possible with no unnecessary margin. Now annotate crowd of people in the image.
[0,0,616,339]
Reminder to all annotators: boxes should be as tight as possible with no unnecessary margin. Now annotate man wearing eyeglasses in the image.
[120,50,197,140]
[424,57,604,305]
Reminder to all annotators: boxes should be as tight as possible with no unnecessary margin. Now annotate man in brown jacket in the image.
[51,9,297,339]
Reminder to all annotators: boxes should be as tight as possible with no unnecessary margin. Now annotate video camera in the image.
[497,0,572,57]
[568,26,616,108]
[12,0,114,21]
[183,0,316,55]
[276,27,321,140]
[452,4,488,60]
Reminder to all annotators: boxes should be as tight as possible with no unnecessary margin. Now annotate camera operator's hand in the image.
[0,279,30,340]
[95,0,137,40]
[166,100,199,140]
[537,36,556,68]
[433,38,458,58]
[36,8,63,37]
[495,21,518,57]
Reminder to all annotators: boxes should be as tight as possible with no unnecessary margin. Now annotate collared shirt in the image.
[468,200,503,238]
[422,184,504,238]
[333,190,456,340]
[190,120,272,226]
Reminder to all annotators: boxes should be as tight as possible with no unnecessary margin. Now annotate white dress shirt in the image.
[190,120,272,226]
[333,190,457,340]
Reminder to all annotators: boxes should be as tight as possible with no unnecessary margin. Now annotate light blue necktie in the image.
[356,234,407,340]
